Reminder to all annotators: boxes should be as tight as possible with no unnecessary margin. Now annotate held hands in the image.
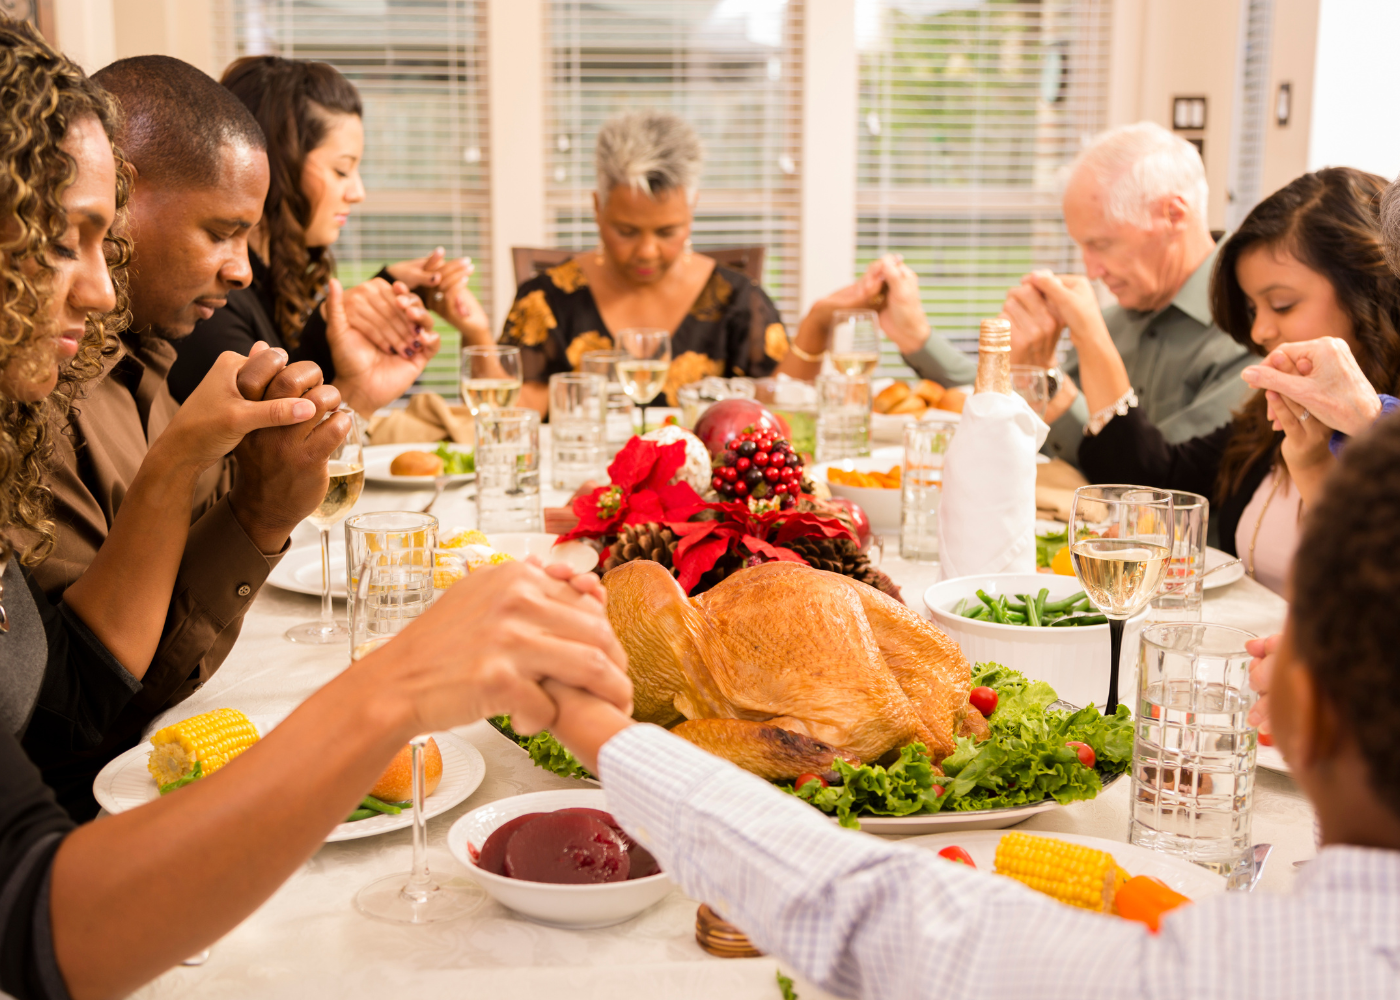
[324,278,442,417]
[1248,344,1348,507]
[339,277,433,359]
[388,247,491,345]
[1241,337,1383,436]
[1021,271,1113,353]
[1002,274,1067,368]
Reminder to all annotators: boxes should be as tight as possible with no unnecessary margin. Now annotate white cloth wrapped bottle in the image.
[937,320,1049,579]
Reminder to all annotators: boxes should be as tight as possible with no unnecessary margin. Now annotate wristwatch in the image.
[1045,366,1064,399]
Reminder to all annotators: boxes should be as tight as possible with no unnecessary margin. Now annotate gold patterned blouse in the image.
[499,257,788,404]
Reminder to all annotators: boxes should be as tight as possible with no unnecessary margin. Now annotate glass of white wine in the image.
[352,548,482,925]
[285,405,364,644]
[460,345,523,414]
[829,309,881,376]
[1069,485,1175,713]
[615,327,671,433]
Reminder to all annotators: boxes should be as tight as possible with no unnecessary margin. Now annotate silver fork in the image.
[420,473,449,514]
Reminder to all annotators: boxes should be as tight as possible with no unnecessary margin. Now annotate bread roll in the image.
[937,388,967,414]
[370,738,443,803]
[888,394,927,415]
[913,380,946,406]
[390,450,444,476]
[873,382,911,414]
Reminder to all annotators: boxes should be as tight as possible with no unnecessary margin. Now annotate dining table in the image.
[127,429,1307,1000]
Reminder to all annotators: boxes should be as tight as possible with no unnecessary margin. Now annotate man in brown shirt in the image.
[30,58,346,816]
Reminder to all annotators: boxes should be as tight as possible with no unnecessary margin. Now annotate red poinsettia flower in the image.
[665,499,855,594]
[557,437,705,543]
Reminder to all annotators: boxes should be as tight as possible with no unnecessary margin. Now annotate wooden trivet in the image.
[695,903,764,958]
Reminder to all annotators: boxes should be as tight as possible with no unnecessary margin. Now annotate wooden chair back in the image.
[511,245,767,288]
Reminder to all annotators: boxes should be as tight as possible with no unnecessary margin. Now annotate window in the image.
[855,0,1111,374]
[214,0,491,398]
[544,0,804,327]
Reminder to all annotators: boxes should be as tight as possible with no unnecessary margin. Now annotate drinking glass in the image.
[615,328,671,433]
[352,548,483,923]
[460,345,522,415]
[343,511,439,636]
[1148,490,1209,624]
[900,416,956,561]
[1010,365,1050,418]
[285,405,364,644]
[475,407,542,533]
[829,309,881,376]
[1130,623,1258,890]
[815,372,871,462]
[548,372,607,490]
[677,376,756,429]
[581,349,633,456]
[1068,485,1175,713]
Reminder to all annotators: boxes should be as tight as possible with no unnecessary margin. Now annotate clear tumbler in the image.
[548,372,607,491]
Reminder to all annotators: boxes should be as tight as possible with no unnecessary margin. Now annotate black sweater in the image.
[1078,408,1273,557]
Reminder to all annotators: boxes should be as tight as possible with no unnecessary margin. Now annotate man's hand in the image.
[1241,337,1383,437]
[866,254,929,353]
[1002,278,1064,368]
[367,559,633,737]
[227,348,349,554]
[1022,272,1113,351]
[324,278,442,417]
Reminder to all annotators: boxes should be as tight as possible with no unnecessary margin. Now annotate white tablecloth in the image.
[129,453,1304,1000]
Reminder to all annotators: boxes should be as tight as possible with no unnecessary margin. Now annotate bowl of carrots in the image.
[809,456,907,532]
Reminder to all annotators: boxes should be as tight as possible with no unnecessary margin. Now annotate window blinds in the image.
[543,0,804,328]
[856,0,1111,375]
[212,0,491,399]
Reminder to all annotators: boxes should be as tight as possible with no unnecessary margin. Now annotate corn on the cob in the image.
[147,708,260,786]
[441,529,488,549]
[993,832,1117,912]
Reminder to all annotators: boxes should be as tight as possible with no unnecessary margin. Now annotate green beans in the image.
[346,808,376,822]
[360,795,404,816]
[955,588,1103,627]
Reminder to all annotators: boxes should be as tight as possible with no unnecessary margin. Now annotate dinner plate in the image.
[1255,742,1290,774]
[363,441,475,487]
[901,829,1227,900]
[266,543,346,599]
[93,720,486,843]
[848,771,1125,835]
[1203,546,1245,590]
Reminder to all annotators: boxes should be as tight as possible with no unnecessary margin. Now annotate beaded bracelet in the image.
[788,341,826,363]
[1084,388,1138,437]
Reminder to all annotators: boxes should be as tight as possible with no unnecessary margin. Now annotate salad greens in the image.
[157,759,202,795]
[434,442,475,475]
[490,715,594,781]
[1036,527,1068,569]
[789,662,1132,829]
[776,970,799,1000]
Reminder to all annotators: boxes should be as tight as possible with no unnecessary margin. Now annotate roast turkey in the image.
[604,560,990,780]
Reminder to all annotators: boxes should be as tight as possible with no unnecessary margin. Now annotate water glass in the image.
[581,349,633,456]
[1130,623,1258,890]
[900,417,956,562]
[815,373,871,462]
[1010,365,1050,418]
[755,375,817,459]
[475,407,542,533]
[344,511,439,635]
[677,376,756,429]
[548,372,607,490]
[1148,490,1209,623]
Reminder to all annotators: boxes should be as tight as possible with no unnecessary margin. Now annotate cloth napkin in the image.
[937,391,1049,579]
[1035,458,1089,523]
[366,392,474,445]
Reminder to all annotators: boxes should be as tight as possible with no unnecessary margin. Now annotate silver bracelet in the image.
[1085,388,1138,437]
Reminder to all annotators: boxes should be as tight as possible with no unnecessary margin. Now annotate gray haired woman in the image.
[501,110,797,414]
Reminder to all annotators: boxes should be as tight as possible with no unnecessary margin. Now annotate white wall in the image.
[1308,0,1400,179]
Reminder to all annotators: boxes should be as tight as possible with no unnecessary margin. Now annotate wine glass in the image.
[829,309,881,376]
[460,345,523,415]
[352,547,482,924]
[285,405,364,643]
[615,328,671,433]
[1068,485,1175,713]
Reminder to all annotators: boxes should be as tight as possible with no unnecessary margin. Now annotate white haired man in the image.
[880,122,1252,465]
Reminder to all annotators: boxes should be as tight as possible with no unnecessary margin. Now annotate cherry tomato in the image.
[969,686,998,717]
[1066,741,1096,768]
[937,845,975,867]
[1258,731,1274,747]
[794,772,827,792]
[930,783,946,798]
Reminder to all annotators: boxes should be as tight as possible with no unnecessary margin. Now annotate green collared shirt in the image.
[1042,242,1253,466]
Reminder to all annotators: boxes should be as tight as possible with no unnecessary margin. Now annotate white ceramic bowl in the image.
[442,530,599,574]
[808,456,905,531]
[446,789,673,928]
[923,572,1145,710]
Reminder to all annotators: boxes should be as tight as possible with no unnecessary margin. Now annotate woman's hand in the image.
[340,277,432,358]
[865,254,929,353]
[1025,272,1129,415]
[1265,348,1335,506]
[432,261,492,345]
[324,278,442,416]
[1241,337,1383,436]
[385,246,452,289]
[1246,633,1280,739]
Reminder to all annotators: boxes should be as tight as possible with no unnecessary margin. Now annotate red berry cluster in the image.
[711,427,804,508]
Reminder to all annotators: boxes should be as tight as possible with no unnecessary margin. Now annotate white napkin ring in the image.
[1085,388,1138,437]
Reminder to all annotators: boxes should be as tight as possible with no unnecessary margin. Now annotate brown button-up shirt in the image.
[35,334,281,717]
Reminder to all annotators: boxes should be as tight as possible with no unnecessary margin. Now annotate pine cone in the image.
[787,535,905,604]
[601,522,680,573]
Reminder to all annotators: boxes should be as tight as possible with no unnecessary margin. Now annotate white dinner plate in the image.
[93,720,486,843]
[1255,742,1290,774]
[266,543,346,599]
[848,772,1124,835]
[1203,546,1245,590]
[901,829,1227,900]
[363,441,475,487]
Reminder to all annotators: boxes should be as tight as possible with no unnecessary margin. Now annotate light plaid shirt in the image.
[599,724,1400,1000]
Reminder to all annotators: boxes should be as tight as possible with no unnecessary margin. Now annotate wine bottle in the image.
[974,317,1012,395]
